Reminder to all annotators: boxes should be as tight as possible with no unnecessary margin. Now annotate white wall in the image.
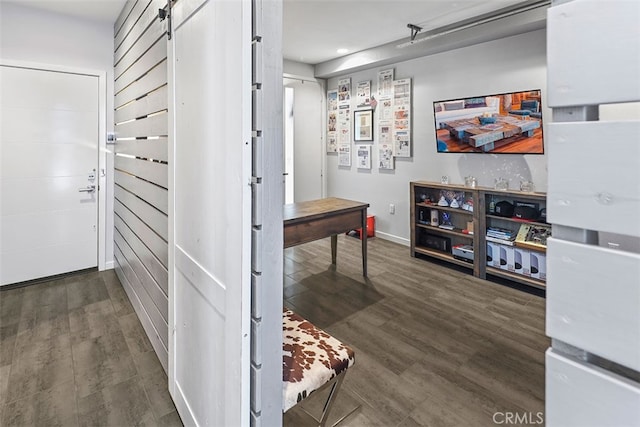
[283,78,324,202]
[326,29,548,244]
[0,2,115,267]
[284,59,315,80]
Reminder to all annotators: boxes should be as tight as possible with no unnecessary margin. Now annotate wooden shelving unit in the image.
[410,181,548,290]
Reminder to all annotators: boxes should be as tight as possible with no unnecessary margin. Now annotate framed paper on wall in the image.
[354,109,373,142]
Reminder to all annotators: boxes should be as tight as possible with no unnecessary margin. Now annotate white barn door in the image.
[168,0,251,425]
[0,65,99,286]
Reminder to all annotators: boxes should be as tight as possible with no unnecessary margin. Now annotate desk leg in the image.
[362,210,368,277]
[331,234,337,264]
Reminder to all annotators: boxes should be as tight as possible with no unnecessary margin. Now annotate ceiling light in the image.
[336,48,349,54]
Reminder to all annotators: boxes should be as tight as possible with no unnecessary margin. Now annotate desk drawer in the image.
[284,210,362,248]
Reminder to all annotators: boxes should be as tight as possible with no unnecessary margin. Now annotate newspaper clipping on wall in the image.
[356,80,371,108]
[378,69,394,97]
[356,145,371,169]
[378,143,394,170]
[338,104,351,144]
[392,78,411,157]
[338,144,351,167]
[379,122,392,144]
[338,78,351,104]
[327,90,338,152]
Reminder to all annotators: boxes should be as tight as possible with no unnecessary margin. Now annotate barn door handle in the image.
[78,185,96,193]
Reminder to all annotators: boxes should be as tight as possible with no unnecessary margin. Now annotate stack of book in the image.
[486,226,516,245]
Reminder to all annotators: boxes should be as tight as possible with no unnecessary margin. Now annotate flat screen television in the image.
[433,89,544,154]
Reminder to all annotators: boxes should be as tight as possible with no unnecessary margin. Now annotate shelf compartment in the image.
[416,203,474,216]
[416,223,473,239]
[486,266,546,289]
[486,214,548,227]
[413,246,474,269]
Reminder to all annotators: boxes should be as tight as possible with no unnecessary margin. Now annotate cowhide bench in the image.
[283,308,358,426]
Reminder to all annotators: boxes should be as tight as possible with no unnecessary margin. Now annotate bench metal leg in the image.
[297,371,360,427]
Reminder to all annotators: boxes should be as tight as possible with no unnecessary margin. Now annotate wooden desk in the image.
[283,197,369,276]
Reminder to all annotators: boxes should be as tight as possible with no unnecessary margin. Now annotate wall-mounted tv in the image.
[434,90,544,154]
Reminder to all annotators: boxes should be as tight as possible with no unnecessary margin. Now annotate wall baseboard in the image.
[375,231,410,247]
[104,261,114,270]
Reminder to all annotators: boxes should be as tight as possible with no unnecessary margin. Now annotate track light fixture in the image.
[407,23,423,41]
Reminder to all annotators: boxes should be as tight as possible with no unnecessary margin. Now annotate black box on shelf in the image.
[421,234,451,252]
[515,200,540,211]
[494,201,514,217]
[514,200,540,220]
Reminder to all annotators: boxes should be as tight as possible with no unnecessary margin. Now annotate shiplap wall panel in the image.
[115,254,168,371]
[115,155,167,188]
[546,349,640,427]
[115,200,167,267]
[115,185,168,241]
[547,238,640,372]
[115,170,168,214]
[115,37,166,94]
[114,245,168,348]
[114,0,168,373]
[114,137,168,163]
[114,0,151,51]
[115,229,168,321]
[547,121,640,237]
[115,112,168,138]
[115,25,165,78]
[114,213,168,293]
[114,61,167,108]
[114,0,137,39]
[115,85,167,123]
[547,0,640,107]
[114,0,166,64]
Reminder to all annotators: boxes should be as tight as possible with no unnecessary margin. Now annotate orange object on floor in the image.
[347,215,375,240]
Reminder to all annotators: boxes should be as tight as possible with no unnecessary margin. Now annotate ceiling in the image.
[283,0,532,64]
[4,0,532,63]
[1,0,127,24]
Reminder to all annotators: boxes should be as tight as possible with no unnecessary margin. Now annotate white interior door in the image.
[168,0,251,425]
[0,65,99,286]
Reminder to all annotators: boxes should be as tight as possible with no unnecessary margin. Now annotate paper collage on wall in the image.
[338,144,351,167]
[336,78,352,164]
[392,78,412,158]
[356,80,371,108]
[377,69,395,169]
[326,90,338,153]
[326,70,411,170]
[378,143,394,170]
[356,145,371,169]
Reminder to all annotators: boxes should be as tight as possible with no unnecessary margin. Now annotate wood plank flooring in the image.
[0,234,547,426]
[283,235,548,426]
[0,270,181,427]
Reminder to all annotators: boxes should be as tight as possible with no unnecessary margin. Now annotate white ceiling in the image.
[283,0,530,64]
[3,0,531,63]
[2,0,127,24]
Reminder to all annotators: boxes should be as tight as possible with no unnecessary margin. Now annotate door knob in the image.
[78,185,96,193]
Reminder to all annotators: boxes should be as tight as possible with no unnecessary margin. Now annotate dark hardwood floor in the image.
[283,235,548,426]
[0,270,181,427]
[0,234,547,426]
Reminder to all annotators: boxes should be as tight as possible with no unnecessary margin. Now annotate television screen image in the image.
[434,90,544,154]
